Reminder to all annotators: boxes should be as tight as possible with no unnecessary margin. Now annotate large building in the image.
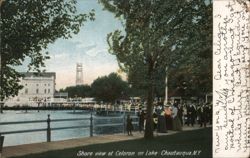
[19,72,56,99]
[5,72,56,106]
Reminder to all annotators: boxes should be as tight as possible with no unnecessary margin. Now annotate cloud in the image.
[85,46,108,57]
[83,63,119,83]
[53,53,70,59]
[75,42,96,50]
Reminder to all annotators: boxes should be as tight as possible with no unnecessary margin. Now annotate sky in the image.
[21,0,124,90]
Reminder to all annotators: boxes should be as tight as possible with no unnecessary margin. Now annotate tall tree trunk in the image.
[0,46,3,114]
[144,59,154,139]
[0,5,3,114]
[0,102,3,114]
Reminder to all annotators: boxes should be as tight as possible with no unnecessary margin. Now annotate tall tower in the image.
[76,63,83,86]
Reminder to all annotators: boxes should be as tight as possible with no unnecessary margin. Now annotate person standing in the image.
[203,104,210,127]
[126,114,133,136]
[165,104,173,130]
[172,104,182,131]
[153,111,158,131]
[187,104,196,127]
[197,104,204,127]
[183,104,187,125]
[137,109,145,132]
[157,108,167,133]
[177,104,184,126]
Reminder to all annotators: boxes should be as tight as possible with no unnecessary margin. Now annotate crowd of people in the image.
[133,101,212,134]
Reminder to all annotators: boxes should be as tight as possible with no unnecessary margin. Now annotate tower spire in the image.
[76,63,83,86]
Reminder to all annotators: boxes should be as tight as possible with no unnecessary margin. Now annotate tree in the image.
[60,85,92,98]
[168,0,212,99]
[0,0,95,101]
[91,73,129,103]
[168,49,212,99]
[100,0,212,138]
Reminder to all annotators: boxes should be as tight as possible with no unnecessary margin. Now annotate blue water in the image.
[0,110,131,147]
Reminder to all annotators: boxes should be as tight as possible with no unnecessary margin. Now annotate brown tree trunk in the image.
[0,48,3,114]
[144,58,154,139]
[0,103,3,113]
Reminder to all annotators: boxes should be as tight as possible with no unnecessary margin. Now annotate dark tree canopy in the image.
[91,73,129,103]
[0,0,94,99]
[167,0,212,98]
[60,85,92,98]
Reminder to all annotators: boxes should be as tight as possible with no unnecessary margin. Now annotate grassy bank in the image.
[13,128,212,158]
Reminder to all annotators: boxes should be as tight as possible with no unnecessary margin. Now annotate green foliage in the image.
[60,85,92,98]
[0,66,23,99]
[91,73,129,103]
[0,0,95,99]
[99,0,212,138]
[59,73,142,102]
[100,0,212,98]
[168,1,212,97]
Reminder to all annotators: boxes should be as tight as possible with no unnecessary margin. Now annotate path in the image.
[1,125,210,158]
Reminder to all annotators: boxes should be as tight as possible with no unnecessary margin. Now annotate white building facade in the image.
[5,72,56,106]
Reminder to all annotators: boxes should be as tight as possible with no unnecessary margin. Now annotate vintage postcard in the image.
[0,0,249,158]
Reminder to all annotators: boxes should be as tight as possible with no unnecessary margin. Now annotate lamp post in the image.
[164,67,169,105]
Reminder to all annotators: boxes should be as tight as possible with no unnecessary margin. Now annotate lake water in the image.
[0,110,134,147]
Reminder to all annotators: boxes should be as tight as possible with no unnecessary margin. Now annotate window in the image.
[48,83,50,86]
[48,89,50,94]
[44,84,47,86]
[36,89,39,94]
[44,89,47,94]
[36,84,39,86]
[25,88,28,94]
